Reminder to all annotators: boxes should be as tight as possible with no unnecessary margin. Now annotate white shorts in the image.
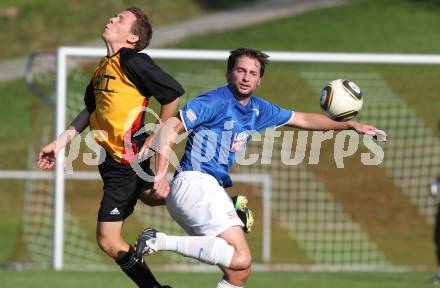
[166,171,244,236]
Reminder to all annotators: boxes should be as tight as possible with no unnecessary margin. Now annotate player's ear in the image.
[128,34,139,46]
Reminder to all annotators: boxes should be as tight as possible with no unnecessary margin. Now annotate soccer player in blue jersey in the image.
[134,48,385,288]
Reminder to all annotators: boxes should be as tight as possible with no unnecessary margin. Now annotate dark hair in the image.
[126,6,153,51]
[227,48,270,77]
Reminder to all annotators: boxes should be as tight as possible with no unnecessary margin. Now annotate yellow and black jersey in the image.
[84,47,184,163]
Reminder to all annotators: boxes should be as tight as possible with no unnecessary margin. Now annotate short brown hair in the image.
[227,48,270,77]
[126,6,152,51]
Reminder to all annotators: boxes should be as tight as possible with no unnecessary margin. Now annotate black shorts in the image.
[97,153,154,222]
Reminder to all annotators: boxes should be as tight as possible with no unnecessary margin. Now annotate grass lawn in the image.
[0,78,30,169]
[174,0,440,53]
[0,270,436,288]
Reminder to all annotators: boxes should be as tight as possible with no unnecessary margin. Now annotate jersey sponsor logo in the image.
[230,131,249,152]
[185,109,197,122]
[110,208,120,215]
[95,72,116,92]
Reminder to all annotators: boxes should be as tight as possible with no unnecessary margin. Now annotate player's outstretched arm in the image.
[151,117,185,197]
[137,98,180,200]
[153,98,180,198]
[138,98,179,159]
[288,112,386,138]
[37,108,90,170]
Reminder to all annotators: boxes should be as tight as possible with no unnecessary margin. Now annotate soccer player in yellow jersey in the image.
[37,7,183,288]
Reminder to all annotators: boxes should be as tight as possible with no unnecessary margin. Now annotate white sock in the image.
[156,233,234,267]
[216,279,243,288]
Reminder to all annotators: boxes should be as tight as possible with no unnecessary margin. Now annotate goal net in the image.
[18,48,440,271]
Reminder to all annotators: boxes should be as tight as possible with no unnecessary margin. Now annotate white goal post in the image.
[52,47,440,271]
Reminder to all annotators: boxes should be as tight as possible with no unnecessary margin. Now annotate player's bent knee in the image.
[230,251,252,270]
[218,226,252,270]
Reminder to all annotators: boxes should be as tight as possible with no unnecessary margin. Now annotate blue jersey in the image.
[179,85,294,187]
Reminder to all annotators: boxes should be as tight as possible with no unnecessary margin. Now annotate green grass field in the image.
[1,0,440,287]
[174,0,440,54]
[0,270,436,288]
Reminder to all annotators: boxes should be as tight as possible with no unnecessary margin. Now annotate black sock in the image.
[116,249,161,288]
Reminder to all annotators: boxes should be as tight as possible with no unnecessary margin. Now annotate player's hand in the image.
[37,141,60,170]
[151,176,170,200]
[138,135,155,161]
[349,121,387,141]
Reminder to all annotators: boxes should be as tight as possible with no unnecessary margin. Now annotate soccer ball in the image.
[320,79,363,121]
